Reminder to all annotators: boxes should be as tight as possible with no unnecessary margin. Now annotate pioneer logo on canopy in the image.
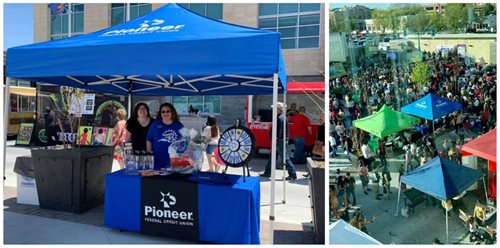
[101,19,185,37]
[435,100,448,108]
[416,101,428,109]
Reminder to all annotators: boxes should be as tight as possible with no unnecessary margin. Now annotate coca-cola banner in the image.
[249,122,271,130]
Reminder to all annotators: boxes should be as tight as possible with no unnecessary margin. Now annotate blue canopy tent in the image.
[395,156,483,243]
[401,93,462,131]
[5,4,288,244]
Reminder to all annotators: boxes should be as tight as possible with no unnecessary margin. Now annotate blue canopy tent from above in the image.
[395,156,484,243]
[5,3,288,244]
[401,93,462,131]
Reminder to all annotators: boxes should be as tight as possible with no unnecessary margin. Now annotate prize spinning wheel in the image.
[217,120,256,181]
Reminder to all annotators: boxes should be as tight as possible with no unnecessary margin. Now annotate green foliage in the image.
[407,13,429,33]
[482,3,496,16]
[394,4,425,16]
[330,17,355,32]
[372,9,389,34]
[443,3,467,32]
[428,12,445,32]
[411,62,430,87]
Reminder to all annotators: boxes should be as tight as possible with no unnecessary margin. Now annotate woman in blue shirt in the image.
[146,103,184,170]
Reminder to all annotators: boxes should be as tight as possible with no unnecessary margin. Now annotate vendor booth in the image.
[396,156,484,243]
[353,104,420,138]
[461,128,496,202]
[401,93,462,131]
[5,4,289,244]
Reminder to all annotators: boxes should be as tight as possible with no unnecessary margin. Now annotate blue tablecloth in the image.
[104,170,260,244]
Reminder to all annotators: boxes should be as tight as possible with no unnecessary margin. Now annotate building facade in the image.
[330,5,371,32]
[33,3,325,127]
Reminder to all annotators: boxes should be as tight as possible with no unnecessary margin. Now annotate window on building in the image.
[177,3,223,20]
[8,79,36,113]
[111,3,152,26]
[172,96,221,115]
[258,3,321,49]
[10,94,36,113]
[50,4,84,40]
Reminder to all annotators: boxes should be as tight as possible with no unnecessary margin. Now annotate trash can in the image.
[14,156,39,205]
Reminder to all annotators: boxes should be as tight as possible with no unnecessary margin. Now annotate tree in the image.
[411,62,430,87]
[330,12,356,32]
[428,11,445,32]
[397,4,425,16]
[476,3,497,25]
[387,9,400,35]
[49,87,85,149]
[483,3,496,16]
[443,3,467,32]
[372,9,389,34]
[407,13,429,33]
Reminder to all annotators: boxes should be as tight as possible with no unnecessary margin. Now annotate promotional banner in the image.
[16,123,34,145]
[436,45,454,56]
[141,176,199,240]
[457,44,466,58]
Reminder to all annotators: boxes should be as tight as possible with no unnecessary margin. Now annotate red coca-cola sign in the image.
[249,122,271,130]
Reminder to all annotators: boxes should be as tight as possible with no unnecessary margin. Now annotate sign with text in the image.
[141,176,199,240]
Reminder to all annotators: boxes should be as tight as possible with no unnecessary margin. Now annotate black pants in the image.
[46,126,57,146]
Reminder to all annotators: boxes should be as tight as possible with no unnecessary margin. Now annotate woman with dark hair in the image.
[146,103,183,170]
[201,115,220,172]
[126,102,152,152]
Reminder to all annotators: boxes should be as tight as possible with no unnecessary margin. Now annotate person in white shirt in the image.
[201,115,221,172]
[361,140,374,170]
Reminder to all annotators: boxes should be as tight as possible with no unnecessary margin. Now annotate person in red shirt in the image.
[289,106,312,164]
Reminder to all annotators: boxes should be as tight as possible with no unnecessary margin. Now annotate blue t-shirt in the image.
[146,119,184,170]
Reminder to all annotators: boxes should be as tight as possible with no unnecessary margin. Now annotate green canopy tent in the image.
[353,105,421,138]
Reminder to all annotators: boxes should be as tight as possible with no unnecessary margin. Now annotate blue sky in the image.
[4,4,33,50]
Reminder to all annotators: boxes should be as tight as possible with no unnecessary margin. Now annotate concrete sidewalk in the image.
[3,141,317,244]
[329,136,496,245]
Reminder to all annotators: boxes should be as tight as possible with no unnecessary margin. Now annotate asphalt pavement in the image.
[3,141,318,244]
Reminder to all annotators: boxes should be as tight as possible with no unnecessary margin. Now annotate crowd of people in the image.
[329,49,497,236]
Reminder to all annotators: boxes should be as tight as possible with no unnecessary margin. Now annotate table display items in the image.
[168,128,205,174]
[217,119,256,182]
[123,143,155,176]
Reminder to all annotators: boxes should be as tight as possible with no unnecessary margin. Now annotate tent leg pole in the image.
[482,177,488,205]
[4,77,11,181]
[282,93,287,204]
[127,93,132,119]
[269,73,279,244]
[446,208,449,244]
[395,181,401,216]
